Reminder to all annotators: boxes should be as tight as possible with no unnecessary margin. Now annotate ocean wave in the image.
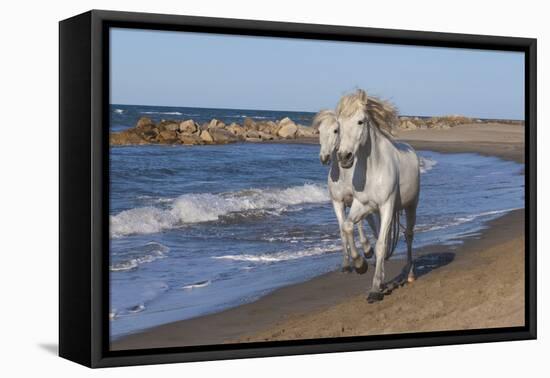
[110,183,329,238]
[419,156,437,173]
[213,244,340,263]
[110,242,170,271]
[229,115,270,119]
[113,108,125,114]
[416,207,522,233]
[128,304,146,313]
[110,281,169,320]
[181,280,211,290]
[141,111,183,116]
[455,208,522,223]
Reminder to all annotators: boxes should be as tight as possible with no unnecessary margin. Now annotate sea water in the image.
[109,105,524,339]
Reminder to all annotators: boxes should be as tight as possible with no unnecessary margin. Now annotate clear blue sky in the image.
[110,28,525,119]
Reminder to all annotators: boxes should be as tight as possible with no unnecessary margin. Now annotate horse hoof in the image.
[407,275,416,283]
[354,259,368,275]
[341,266,353,273]
[367,291,384,303]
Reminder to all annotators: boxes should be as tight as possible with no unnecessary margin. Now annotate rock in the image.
[296,125,318,137]
[257,121,280,135]
[179,133,204,145]
[139,128,159,141]
[200,130,214,143]
[243,118,257,130]
[209,128,238,143]
[245,137,262,142]
[245,130,260,139]
[227,123,246,137]
[179,119,197,134]
[258,131,276,140]
[133,121,159,140]
[110,130,147,145]
[158,120,179,132]
[158,130,179,143]
[136,117,154,129]
[277,117,298,138]
[208,119,226,129]
[400,120,417,130]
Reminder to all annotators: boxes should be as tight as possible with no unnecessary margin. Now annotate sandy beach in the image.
[111,122,525,351]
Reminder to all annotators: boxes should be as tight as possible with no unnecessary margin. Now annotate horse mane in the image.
[335,89,399,138]
[312,109,337,130]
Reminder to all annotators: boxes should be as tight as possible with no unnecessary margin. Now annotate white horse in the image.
[314,110,379,274]
[336,90,420,303]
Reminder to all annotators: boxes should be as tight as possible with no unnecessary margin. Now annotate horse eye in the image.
[358,120,364,125]
[334,129,338,134]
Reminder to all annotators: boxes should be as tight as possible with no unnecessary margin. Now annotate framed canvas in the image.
[59,10,537,368]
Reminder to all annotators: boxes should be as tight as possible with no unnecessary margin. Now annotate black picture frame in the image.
[59,9,537,368]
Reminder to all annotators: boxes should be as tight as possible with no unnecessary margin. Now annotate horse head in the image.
[314,110,340,165]
[336,89,370,168]
[336,89,398,168]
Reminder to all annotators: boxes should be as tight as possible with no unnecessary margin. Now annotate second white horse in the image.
[315,110,378,274]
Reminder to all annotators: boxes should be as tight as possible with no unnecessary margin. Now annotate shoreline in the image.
[112,209,525,350]
[111,124,525,351]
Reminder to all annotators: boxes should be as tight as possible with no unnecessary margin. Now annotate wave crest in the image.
[214,244,340,263]
[110,242,170,272]
[141,111,183,115]
[110,184,329,238]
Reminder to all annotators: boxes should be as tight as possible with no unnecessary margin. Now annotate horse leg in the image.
[357,220,374,259]
[404,204,417,283]
[332,200,352,273]
[368,201,394,303]
[342,200,370,275]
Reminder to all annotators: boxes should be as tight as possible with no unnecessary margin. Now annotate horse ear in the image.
[357,89,368,104]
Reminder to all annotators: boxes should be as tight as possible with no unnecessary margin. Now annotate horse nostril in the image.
[338,151,353,165]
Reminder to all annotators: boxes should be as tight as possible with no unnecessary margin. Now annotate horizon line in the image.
[110,102,525,122]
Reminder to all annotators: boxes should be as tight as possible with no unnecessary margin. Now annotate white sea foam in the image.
[181,280,211,290]
[141,111,183,116]
[128,304,146,313]
[114,108,125,114]
[416,207,522,233]
[110,184,329,238]
[419,156,437,174]
[109,242,170,271]
[214,244,340,263]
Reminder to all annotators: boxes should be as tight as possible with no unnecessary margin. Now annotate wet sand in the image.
[111,122,525,350]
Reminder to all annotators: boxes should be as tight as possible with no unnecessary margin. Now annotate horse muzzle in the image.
[320,154,331,165]
[338,151,354,168]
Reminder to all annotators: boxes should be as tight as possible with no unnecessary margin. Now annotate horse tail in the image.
[385,209,401,261]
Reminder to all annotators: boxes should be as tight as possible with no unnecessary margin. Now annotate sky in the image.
[110,28,525,120]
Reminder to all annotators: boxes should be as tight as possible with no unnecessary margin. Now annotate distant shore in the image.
[111,122,525,351]
[266,122,525,164]
[110,113,524,148]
